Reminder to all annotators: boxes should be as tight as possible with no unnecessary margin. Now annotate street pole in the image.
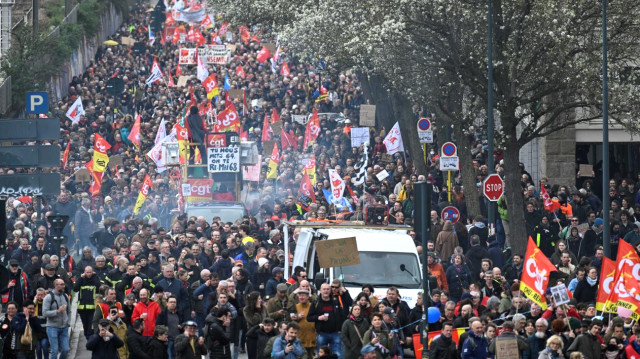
[601,0,610,257]
[33,0,39,38]
[487,0,495,229]
[415,182,432,359]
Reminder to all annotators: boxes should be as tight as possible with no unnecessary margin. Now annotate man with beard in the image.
[567,319,603,359]
[503,254,524,286]
[489,321,529,358]
[453,304,473,329]
[1,259,29,309]
[523,318,549,359]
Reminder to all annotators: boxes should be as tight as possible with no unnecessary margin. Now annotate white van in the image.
[290,225,422,307]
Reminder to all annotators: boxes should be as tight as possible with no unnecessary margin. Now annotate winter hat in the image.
[258,258,269,268]
[594,218,604,227]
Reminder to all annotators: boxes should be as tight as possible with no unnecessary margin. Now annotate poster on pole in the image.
[550,284,570,306]
[207,146,240,173]
[350,127,370,148]
[179,48,197,65]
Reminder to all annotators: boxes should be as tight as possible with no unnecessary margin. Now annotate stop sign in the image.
[483,174,504,201]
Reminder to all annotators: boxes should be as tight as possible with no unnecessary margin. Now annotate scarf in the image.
[453,264,464,273]
[349,314,363,323]
[586,276,598,286]
[605,350,619,359]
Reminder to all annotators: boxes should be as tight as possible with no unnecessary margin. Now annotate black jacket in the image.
[574,278,598,305]
[86,331,124,359]
[307,293,353,333]
[73,275,101,310]
[205,317,231,359]
[246,324,278,359]
[148,337,169,359]
[126,326,151,359]
[466,245,489,280]
[175,333,208,359]
[429,333,457,359]
[91,227,120,253]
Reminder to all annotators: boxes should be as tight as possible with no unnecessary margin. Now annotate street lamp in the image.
[487,0,495,229]
[601,0,610,257]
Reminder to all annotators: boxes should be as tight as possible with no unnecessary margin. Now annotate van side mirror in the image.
[314,272,326,288]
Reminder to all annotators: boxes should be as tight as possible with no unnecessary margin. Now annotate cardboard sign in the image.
[108,155,123,170]
[550,284,570,305]
[350,127,370,148]
[270,121,283,135]
[75,168,91,183]
[579,164,595,177]
[494,337,519,359]
[379,153,393,163]
[208,146,240,173]
[228,89,243,100]
[315,237,360,268]
[359,104,376,127]
[176,76,191,88]
[120,37,136,46]
[262,141,275,160]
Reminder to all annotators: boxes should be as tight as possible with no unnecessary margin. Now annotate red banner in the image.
[216,102,239,132]
[181,179,214,203]
[596,256,616,312]
[303,109,320,148]
[607,240,640,320]
[520,236,557,310]
[134,175,153,215]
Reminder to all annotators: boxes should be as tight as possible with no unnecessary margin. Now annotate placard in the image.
[208,146,240,173]
[120,37,136,46]
[262,141,275,159]
[359,105,376,127]
[376,169,389,181]
[350,127,370,148]
[494,337,519,359]
[198,45,232,64]
[379,153,393,163]
[108,155,123,170]
[75,168,91,183]
[315,237,360,268]
[228,89,243,100]
[270,121,282,135]
[550,284,570,305]
[176,76,191,88]
[579,164,595,177]
[178,48,197,65]
[439,156,459,171]
[242,155,261,182]
[226,44,237,54]
[576,222,589,235]
[292,115,307,125]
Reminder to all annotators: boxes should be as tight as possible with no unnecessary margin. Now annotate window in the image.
[333,252,421,289]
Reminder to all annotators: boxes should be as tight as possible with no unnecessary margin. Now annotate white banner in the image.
[350,127,370,148]
[198,45,232,64]
[208,146,240,173]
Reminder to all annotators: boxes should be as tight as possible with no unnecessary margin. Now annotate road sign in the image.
[0,119,59,141]
[0,145,60,167]
[417,118,431,131]
[441,206,460,223]
[0,173,61,196]
[417,118,433,144]
[441,142,457,157]
[26,92,48,114]
[483,173,505,201]
[439,156,459,171]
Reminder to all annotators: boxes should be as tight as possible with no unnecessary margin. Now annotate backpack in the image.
[48,292,69,309]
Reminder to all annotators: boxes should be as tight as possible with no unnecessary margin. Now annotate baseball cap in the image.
[183,321,197,328]
[276,250,285,258]
[382,307,395,316]
[361,345,376,355]
[8,259,19,266]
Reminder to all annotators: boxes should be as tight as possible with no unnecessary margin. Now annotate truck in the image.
[287,222,423,307]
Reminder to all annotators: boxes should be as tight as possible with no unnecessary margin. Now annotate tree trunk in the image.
[453,123,482,220]
[389,91,428,176]
[359,73,396,129]
[502,124,527,256]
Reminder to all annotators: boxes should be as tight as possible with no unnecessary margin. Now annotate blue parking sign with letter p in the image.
[26,92,48,114]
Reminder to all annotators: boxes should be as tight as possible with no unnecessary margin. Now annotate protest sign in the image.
[350,127,370,148]
[550,284,570,305]
[208,146,240,173]
[178,48,197,65]
[315,237,360,268]
[75,168,91,183]
[359,105,376,126]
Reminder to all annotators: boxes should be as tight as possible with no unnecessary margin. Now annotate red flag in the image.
[194,28,206,46]
[89,172,103,196]
[271,108,280,124]
[216,103,240,132]
[520,236,557,310]
[239,26,251,44]
[176,62,182,77]
[541,185,561,212]
[280,61,290,77]
[256,46,271,63]
[200,15,213,29]
[236,65,246,78]
[240,129,249,141]
[165,11,175,25]
[596,256,616,312]
[261,113,273,142]
[346,184,359,205]
[250,29,262,43]
[219,22,229,35]
[189,84,196,106]
[167,71,175,87]
[297,173,316,211]
[62,141,71,170]
[187,27,196,43]
[303,109,320,148]
[280,128,297,151]
[224,91,232,108]
[128,113,141,147]
[606,240,640,320]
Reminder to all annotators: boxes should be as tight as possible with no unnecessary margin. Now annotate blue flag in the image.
[224,74,231,90]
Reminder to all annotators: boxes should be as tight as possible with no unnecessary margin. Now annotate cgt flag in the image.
[133,174,153,215]
[302,154,316,185]
[328,169,345,205]
[128,113,141,148]
[520,236,557,310]
[606,239,640,320]
[303,109,320,148]
[92,134,111,173]
[266,143,280,180]
[297,173,316,211]
[596,256,616,312]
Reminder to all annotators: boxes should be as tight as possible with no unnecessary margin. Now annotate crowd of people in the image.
[1,1,640,359]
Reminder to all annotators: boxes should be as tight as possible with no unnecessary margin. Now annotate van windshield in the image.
[333,251,422,289]
[187,208,245,224]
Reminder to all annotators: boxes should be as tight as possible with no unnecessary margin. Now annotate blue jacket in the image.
[461,332,489,359]
[193,283,216,315]
[156,277,191,317]
[272,334,304,359]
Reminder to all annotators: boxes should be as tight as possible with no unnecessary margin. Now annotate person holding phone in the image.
[272,322,304,359]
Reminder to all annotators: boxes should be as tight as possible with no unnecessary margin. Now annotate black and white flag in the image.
[351,144,368,186]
